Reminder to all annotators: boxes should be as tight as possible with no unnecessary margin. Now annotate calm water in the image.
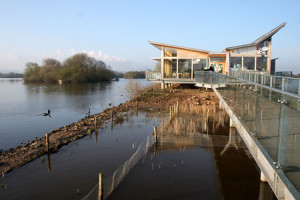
[0,107,276,199]
[0,78,152,151]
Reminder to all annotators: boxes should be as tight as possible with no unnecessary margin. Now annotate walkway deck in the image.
[214,73,300,200]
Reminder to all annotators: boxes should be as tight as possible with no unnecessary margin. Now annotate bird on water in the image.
[42,110,51,116]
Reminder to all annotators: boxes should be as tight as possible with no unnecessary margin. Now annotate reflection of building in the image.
[148,23,286,86]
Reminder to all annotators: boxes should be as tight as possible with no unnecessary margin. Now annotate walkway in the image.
[214,72,300,200]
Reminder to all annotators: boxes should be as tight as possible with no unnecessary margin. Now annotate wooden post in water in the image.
[45,133,49,152]
[47,153,51,172]
[154,126,157,143]
[111,110,113,121]
[94,116,97,128]
[98,173,103,200]
[126,105,128,112]
[136,101,138,110]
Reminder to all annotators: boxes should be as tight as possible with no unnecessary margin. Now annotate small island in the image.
[23,53,115,83]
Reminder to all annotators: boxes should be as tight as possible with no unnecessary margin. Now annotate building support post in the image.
[229,118,235,128]
[260,171,267,182]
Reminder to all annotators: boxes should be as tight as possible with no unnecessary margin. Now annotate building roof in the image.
[149,41,210,54]
[225,22,286,50]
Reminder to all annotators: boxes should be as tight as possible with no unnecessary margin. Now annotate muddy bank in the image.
[0,85,219,175]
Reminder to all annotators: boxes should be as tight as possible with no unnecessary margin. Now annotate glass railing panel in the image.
[279,94,300,190]
[275,77,283,90]
[264,75,271,87]
[284,78,300,94]
[255,86,281,162]
[257,74,262,84]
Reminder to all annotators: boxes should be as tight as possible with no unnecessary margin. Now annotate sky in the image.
[0,0,300,73]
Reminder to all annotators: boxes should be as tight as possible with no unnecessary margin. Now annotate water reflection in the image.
[0,78,152,150]
[108,107,276,200]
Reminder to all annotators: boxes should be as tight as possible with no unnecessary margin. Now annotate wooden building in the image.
[148,22,286,86]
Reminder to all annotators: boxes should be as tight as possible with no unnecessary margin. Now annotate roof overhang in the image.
[225,22,286,51]
[208,52,227,57]
[151,57,161,61]
[149,41,210,54]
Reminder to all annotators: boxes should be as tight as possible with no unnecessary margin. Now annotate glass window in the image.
[210,57,225,62]
[164,48,177,57]
[256,57,267,71]
[163,59,177,78]
[243,57,255,71]
[257,40,268,54]
[178,59,192,79]
[193,59,206,71]
[230,57,242,71]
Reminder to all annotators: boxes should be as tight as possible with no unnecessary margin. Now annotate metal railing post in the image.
[277,100,288,169]
[282,77,285,91]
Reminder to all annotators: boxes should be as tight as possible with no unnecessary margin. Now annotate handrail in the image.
[229,71,300,97]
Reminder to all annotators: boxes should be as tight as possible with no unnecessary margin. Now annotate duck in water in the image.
[42,110,51,117]
[86,109,90,117]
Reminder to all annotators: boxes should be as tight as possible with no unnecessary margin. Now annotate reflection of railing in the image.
[230,71,300,96]
[146,71,162,80]
[194,71,229,85]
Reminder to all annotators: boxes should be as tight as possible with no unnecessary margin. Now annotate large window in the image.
[243,57,255,71]
[210,57,225,62]
[164,59,177,78]
[256,57,267,71]
[178,59,192,79]
[230,57,242,71]
[193,59,206,71]
[164,48,177,57]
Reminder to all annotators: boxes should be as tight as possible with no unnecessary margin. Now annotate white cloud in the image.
[0,49,146,72]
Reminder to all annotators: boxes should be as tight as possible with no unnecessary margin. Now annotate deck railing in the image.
[194,71,229,85]
[146,71,161,80]
[216,78,300,199]
[229,71,300,96]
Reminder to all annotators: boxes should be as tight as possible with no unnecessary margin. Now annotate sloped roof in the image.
[149,41,210,54]
[225,22,286,50]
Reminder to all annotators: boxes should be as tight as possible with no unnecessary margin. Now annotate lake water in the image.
[0,78,152,151]
[0,108,276,199]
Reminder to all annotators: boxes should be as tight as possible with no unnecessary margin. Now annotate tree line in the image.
[0,72,23,78]
[23,53,115,83]
[123,71,145,79]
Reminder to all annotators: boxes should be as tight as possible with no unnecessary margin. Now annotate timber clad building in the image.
[148,22,286,87]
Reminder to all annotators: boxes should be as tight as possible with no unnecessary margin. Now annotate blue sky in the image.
[0,0,300,73]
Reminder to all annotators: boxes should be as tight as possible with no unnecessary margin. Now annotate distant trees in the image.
[123,71,145,79]
[23,53,115,83]
[0,72,23,78]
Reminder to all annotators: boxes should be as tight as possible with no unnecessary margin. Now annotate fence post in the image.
[45,133,49,152]
[270,76,273,88]
[98,173,103,200]
[282,77,285,91]
[154,126,157,143]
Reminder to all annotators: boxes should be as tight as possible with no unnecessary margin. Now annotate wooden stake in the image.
[94,116,97,128]
[136,101,138,110]
[154,126,157,143]
[126,105,128,112]
[98,173,103,200]
[45,133,49,152]
[111,110,113,121]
